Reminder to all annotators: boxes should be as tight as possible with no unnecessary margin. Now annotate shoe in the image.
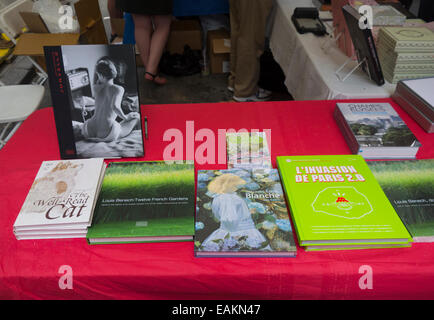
[227,86,234,92]
[144,71,167,85]
[233,88,272,102]
[110,33,119,44]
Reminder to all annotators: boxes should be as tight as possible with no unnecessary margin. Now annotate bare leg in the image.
[119,117,140,139]
[144,15,172,84]
[132,14,152,69]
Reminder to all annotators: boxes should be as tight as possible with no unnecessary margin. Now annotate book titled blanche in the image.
[334,102,421,159]
[13,158,106,240]
[86,161,195,244]
[368,159,434,243]
[195,168,297,257]
[277,155,412,251]
[44,44,144,159]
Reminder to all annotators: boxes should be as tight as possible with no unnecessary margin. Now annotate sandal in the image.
[144,71,167,85]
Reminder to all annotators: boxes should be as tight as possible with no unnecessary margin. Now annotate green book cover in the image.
[87,161,195,244]
[195,168,296,257]
[305,243,411,251]
[277,155,412,247]
[367,159,434,242]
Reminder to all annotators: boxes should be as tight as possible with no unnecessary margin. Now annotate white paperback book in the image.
[13,158,106,236]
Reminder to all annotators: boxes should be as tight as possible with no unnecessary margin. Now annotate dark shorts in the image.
[116,0,173,15]
[116,0,173,16]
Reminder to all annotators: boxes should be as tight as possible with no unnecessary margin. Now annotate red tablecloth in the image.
[1,99,433,300]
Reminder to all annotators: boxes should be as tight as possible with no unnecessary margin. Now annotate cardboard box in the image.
[207,29,231,74]
[19,11,49,33]
[74,0,107,45]
[167,19,202,54]
[14,0,107,70]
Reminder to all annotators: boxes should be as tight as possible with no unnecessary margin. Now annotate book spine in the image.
[364,28,385,86]
[128,44,145,157]
[276,159,303,246]
[43,46,77,159]
[397,82,434,120]
[392,92,434,133]
[334,106,360,154]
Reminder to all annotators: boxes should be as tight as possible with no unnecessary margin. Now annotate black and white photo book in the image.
[44,44,144,159]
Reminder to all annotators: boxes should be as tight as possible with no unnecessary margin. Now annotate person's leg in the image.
[144,14,172,84]
[119,117,140,139]
[108,0,123,41]
[228,0,240,90]
[132,14,152,70]
[233,0,273,99]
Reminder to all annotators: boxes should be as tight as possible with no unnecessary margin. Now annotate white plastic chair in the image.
[0,84,44,148]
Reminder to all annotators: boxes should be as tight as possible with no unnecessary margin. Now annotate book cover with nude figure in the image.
[44,44,144,159]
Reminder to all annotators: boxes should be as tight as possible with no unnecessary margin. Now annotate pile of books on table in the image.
[334,102,421,159]
[277,155,413,251]
[377,26,434,83]
[392,77,434,133]
[13,159,106,240]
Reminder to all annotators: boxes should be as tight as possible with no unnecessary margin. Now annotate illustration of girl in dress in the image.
[201,173,270,251]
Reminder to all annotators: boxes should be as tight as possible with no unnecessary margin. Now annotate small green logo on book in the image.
[312,187,373,219]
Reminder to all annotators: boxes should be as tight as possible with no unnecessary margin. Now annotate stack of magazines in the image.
[377,26,434,83]
[392,77,434,133]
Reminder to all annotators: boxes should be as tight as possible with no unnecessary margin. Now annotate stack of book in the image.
[334,102,421,159]
[13,159,106,240]
[86,161,195,244]
[277,155,413,251]
[392,77,434,133]
[377,27,434,83]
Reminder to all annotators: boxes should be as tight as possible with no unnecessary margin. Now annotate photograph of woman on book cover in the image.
[63,44,144,158]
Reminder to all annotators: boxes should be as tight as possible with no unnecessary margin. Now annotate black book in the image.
[44,44,144,159]
[342,5,385,86]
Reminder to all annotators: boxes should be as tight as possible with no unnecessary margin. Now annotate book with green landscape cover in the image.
[367,159,434,243]
[86,161,195,244]
[277,155,412,249]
